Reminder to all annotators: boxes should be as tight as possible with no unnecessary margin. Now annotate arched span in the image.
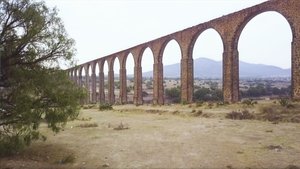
[189,27,225,60]
[138,46,154,66]
[158,39,183,63]
[234,10,295,50]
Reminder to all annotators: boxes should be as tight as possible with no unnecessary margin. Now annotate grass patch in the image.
[191,110,203,117]
[76,117,92,121]
[76,122,98,128]
[226,110,255,120]
[58,154,76,164]
[257,105,300,123]
[99,103,113,111]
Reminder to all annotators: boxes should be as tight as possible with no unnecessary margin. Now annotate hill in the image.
[142,57,290,78]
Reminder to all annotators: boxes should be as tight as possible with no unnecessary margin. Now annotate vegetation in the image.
[241,99,257,106]
[240,83,290,98]
[193,87,223,102]
[226,110,255,120]
[0,0,86,155]
[165,87,181,103]
[99,103,113,111]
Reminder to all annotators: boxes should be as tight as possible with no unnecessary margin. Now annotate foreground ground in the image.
[1,102,300,169]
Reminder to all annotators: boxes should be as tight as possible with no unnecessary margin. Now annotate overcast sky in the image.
[45,0,292,74]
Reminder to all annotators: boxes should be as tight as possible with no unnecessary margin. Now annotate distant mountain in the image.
[142,57,290,78]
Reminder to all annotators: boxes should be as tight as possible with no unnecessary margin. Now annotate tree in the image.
[0,0,86,155]
[165,87,180,103]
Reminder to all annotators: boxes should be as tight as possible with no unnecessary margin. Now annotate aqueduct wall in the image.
[67,0,300,105]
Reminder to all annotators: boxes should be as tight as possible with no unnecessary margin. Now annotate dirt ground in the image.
[1,103,300,169]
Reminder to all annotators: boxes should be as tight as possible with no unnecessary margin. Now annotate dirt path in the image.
[1,104,300,169]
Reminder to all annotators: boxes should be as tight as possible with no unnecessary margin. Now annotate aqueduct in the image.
[67,0,300,105]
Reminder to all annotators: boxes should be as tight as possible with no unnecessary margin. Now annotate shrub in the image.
[242,99,257,106]
[99,103,113,111]
[59,154,76,164]
[258,106,300,123]
[226,110,255,120]
[192,110,203,117]
[279,98,290,107]
[196,101,204,107]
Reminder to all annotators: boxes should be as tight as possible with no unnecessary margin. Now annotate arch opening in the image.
[141,47,154,104]
[113,57,120,103]
[162,39,182,104]
[192,28,224,102]
[103,60,109,102]
[126,53,135,103]
[238,11,292,100]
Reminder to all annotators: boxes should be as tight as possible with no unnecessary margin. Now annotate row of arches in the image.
[68,2,300,105]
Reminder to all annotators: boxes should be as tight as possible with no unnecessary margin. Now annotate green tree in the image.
[0,0,86,155]
[165,87,181,103]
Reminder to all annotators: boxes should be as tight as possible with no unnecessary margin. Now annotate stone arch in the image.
[234,10,295,50]
[158,38,183,63]
[138,46,154,68]
[191,28,224,102]
[139,46,155,104]
[234,10,294,99]
[113,56,121,103]
[189,27,225,60]
[123,52,135,103]
[161,39,182,103]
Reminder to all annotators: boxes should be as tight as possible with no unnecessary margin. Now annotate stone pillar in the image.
[134,65,143,105]
[119,67,127,104]
[108,68,115,104]
[99,70,105,103]
[153,61,164,105]
[74,69,78,85]
[91,70,97,104]
[181,58,194,103]
[292,37,300,100]
[79,70,82,87]
[84,66,90,104]
[223,42,239,103]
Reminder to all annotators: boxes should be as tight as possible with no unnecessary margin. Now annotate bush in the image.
[99,103,113,111]
[0,132,46,156]
[165,87,181,103]
[241,99,257,106]
[257,105,300,123]
[279,98,290,107]
[226,110,255,120]
[192,110,203,117]
[59,154,76,164]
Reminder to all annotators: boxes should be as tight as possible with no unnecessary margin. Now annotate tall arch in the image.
[103,60,109,103]
[126,53,135,103]
[162,39,182,103]
[192,28,224,102]
[235,11,293,99]
[114,57,120,103]
[141,47,154,104]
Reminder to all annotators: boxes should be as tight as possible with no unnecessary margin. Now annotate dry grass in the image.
[1,101,300,169]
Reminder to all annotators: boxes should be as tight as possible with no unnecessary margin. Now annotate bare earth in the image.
[1,103,300,169]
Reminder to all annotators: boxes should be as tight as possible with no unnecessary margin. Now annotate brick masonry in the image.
[68,0,300,104]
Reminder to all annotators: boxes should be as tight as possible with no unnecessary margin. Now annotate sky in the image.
[45,0,292,74]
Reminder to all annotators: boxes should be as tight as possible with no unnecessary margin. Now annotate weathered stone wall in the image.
[68,0,300,104]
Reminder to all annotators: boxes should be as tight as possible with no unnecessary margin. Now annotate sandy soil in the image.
[1,104,300,169]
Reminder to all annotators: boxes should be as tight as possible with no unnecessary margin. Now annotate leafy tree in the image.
[165,87,180,103]
[194,87,223,101]
[0,0,86,155]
